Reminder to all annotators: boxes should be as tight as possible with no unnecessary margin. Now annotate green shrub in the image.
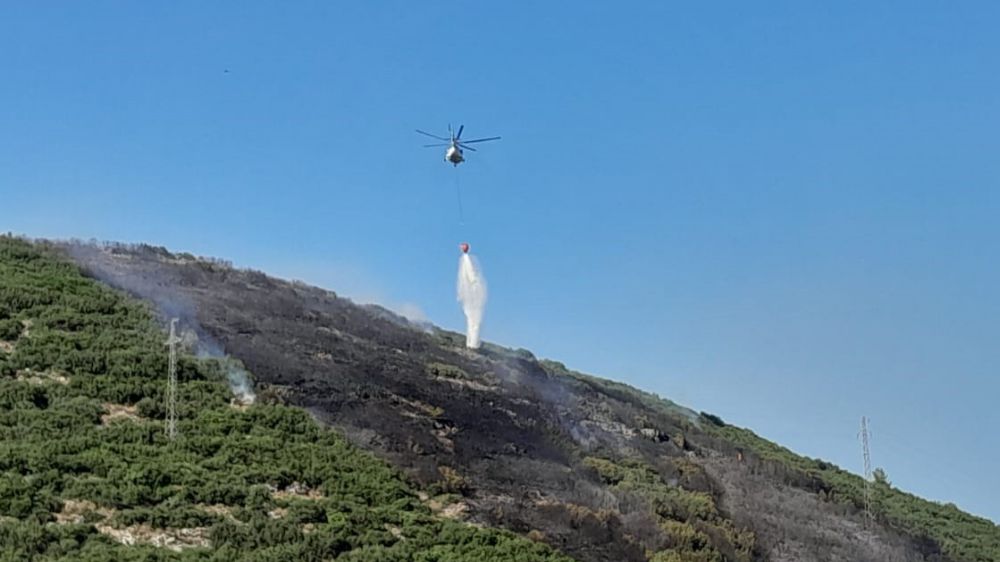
[0,319,21,341]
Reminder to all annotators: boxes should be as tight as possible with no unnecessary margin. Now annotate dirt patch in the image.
[386,524,405,539]
[101,403,141,425]
[96,524,211,551]
[197,504,235,518]
[271,482,324,501]
[421,493,469,520]
[54,499,114,524]
[16,369,69,385]
[229,399,250,411]
[440,502,469,519]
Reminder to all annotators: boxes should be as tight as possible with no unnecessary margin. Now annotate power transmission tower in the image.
[859,416,873,526]
[165,318,181,440]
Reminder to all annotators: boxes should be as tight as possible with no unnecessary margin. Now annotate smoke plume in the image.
[457,253,487,349]
[61,241,257,404]
[223,359,256,405]
[191,340,256,405]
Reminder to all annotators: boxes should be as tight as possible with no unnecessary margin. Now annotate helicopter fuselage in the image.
[446,144,464,165]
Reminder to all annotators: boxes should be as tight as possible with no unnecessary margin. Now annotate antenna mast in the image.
[165,318,181,440]
[859,416,873,526]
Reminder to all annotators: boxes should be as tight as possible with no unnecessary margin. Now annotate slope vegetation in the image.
[59,239,1000,562]
[0,236,571,561]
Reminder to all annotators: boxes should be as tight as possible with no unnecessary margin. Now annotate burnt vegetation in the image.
[0,237,570,561]
[2,236,996,561]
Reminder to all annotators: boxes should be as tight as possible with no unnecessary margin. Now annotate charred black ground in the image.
[60,241,983,562]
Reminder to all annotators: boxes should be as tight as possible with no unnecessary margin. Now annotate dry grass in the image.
[101,403,141,425]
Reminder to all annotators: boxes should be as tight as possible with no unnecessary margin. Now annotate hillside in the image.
[0,236,571,561]
[2,236,998,561]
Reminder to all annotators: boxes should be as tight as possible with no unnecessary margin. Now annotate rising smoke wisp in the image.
[197,344,257,405]
[224,360,257,405]
[64,242,259,403]
[457,253,487,349]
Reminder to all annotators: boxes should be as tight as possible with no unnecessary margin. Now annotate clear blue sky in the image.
[2,2,998,521]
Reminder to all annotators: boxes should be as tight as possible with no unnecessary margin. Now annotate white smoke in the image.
[225,360,256,405]
[196,343,256,405]
[457,253,487,349]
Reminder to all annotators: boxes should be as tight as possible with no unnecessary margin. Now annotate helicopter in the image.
[416,125,500,166]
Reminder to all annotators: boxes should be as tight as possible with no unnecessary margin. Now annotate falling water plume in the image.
[457,249,487,349]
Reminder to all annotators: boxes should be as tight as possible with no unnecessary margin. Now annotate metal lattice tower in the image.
[165,318,181,440]
[859,416,873,526]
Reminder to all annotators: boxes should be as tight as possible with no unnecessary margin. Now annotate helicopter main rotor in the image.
[416,125,501,161]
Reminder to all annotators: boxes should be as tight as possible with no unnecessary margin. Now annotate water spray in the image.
[457,243,487,349]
